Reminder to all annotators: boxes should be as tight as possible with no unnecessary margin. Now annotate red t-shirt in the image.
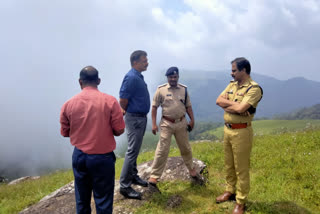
[60,87,125,154]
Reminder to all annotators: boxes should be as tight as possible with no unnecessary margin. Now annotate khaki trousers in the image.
[224,126,253,204]
[150,117,194,179]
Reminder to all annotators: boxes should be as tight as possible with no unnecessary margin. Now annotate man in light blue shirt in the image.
[119,50,150,200]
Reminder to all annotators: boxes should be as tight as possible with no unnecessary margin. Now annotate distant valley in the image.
[153,70,320,122]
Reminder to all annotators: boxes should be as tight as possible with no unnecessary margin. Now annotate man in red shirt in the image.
[60,66,125,214]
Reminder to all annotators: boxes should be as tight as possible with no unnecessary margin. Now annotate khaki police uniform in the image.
[150,83,194,179]
[220,77,262,204]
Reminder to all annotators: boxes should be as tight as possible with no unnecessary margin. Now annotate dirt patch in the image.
[166,195,183,208]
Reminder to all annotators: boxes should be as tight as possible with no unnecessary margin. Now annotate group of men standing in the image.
[60,50,262,214]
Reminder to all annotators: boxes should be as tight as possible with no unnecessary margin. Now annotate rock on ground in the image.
[19,157,207,214]
[8,176,40,185]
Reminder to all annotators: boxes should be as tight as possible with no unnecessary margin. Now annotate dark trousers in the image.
[72,147,116,214]
[120,113,147,188]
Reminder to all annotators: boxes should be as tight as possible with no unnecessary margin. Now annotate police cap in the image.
[165,66,179,76]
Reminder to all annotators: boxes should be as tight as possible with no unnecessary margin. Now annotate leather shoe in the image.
[191,173,205,186]
[120,187,142,200]
[148,182,161,193]
[216,191,236,203]
[132,177,148,187]
[233,203,245,214]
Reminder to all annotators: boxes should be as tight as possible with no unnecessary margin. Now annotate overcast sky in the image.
[1,0,319,178]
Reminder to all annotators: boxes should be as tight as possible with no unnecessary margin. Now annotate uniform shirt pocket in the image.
[164,94,173,104]
[234,92,245,102]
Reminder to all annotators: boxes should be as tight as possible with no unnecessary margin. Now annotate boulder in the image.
[20,157,207,214]
[8,176,40,185]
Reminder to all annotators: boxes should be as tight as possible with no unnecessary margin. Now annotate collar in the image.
[237,77,252,88]
[167,83,181,89]
[82,86,99,91]
[131,68,143,78]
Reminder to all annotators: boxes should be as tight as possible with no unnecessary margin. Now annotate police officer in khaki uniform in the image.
[148,67,198,186]
[216,58,263,214]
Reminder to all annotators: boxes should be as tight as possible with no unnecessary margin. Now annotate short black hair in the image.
[130,50,147,66]
[231,57,251,74]
[79,66,99,85]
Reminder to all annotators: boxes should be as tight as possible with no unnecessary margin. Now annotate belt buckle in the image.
[226,123,232,129]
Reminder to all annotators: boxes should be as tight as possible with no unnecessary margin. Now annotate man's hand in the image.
[186,106,195,132]
[113,129,125,136]
[151,106,158,135]
[188,120,194,131]
[119,98,128,113]
[223,93,229,100]
[122,108,126,116]
[152,124,159,135]
[216,94,232,108]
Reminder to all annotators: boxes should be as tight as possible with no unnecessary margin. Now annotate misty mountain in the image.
[273,103,320,120]
[170,70,320,122]
[2,68,319,180]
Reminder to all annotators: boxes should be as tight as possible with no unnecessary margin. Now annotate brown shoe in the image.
[215,191,236,203]
[233,203,245,214]
[147,177,161,193]
[148,177,158,184]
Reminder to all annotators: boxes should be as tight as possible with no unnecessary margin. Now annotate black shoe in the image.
[148,182,161,193]
[132,177,148,187]
[120,187,142,200]
[191,173,206,186]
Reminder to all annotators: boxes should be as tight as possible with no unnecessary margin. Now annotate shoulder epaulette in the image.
[158,83,168,88]
[245,81,263,102]
[178,83,187,88]
[249,80,259,86]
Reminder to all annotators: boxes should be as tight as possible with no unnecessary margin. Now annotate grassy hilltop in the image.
[1,120,320,214]
[209,119,320,139]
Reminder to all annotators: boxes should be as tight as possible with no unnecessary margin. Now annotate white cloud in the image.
[302,0,320,12]
[144,0,319,79]
[282,7,297,27]
[2,0,318,80]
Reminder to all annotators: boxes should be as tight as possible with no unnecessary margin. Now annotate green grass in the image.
[132,129,320,214]
[117,120,320,157]
[0,170,74,214]
[116,132,178,158]
[249,131,320,213]
[209,119,320,139]
[1,126,320,214]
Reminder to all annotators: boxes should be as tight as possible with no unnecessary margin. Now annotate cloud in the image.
[1,0,318,79]
[147,0,320,79]
[0,0,319,178]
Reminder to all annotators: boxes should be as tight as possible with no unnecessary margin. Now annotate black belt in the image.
[126,112,147,117]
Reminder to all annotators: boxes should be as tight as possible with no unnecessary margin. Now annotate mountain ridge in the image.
[154,69,320,122]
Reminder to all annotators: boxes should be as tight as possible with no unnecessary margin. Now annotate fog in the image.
[1,0,319,179]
